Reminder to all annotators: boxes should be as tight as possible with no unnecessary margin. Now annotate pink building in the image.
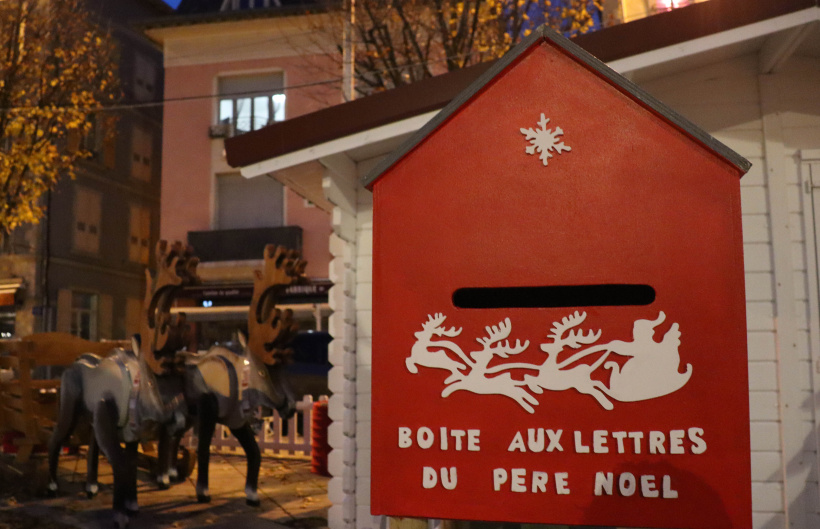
[144,1,341,346]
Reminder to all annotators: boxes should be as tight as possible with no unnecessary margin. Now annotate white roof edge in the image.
[242,9,820,179]
[609,6,820,74]
[240,110,440,179]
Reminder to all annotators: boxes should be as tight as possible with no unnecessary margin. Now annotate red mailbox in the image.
[366,27,751,529]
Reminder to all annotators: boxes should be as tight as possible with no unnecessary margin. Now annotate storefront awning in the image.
[0,278,25,306]
[171,303,330,323]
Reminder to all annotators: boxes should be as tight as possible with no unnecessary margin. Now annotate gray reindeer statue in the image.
[182,244,303,506]
[46,241,199,528]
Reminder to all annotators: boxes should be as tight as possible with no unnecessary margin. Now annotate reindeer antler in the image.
[247,244,307,365]
[140,240,200,375]
[423,313,462,337]
[546,311,601,351]
[476,318,529,358]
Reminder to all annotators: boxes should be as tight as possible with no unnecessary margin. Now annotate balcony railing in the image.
[187,226,302,262]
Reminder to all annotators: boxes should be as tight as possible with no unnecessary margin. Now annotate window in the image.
[216,173,284,229]
[217,73,285,136]
[67,114,116,168]
[70,291,98,340]
[125,298,142,339]
[134,53,157,102]
[73,186,101,254]
[131,125,153,181]
[129,204,151,264]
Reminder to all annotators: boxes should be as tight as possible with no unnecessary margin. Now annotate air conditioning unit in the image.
[209,122,233,138]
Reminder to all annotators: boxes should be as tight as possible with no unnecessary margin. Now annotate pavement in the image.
[0,448,330,529]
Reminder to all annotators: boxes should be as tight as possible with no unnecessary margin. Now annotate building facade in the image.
[0,0,170,341]
[144,1,340,345]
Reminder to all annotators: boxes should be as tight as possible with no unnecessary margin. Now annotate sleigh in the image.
[0,333,130,463]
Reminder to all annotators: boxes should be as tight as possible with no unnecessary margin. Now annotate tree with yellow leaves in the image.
[0,0,118,233]
[313,0,602,97]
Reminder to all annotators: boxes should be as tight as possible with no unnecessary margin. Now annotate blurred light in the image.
[656,0,691,10]
[202,300,213,308]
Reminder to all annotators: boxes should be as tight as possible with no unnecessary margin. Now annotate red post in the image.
[310,400,331,477]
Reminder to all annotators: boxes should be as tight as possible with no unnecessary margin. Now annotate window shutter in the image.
[140,207,151,264]
[216,173,284,229]
[74,187,101,254]
[218,73,283,96]
[130,126,153,182]
[125,298,142,339]
[129,205,141,262]
[129,205,152,264]
[98,294,113,340]
[56,289,72,333]
[134,53,157,101]
[103,117,117,169]
[131,127,144,180]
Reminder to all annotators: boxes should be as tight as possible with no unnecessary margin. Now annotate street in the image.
[0,449,330,529]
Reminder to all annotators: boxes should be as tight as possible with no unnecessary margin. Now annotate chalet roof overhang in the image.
[226,0,819,197]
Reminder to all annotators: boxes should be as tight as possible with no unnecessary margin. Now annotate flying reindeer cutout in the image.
[408,311,692,413]
[183,244,304,506]
[47,241,199,528]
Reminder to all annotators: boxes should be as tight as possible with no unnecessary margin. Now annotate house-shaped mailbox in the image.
[365,26,752,529]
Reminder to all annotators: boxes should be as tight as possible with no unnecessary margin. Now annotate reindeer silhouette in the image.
[406,313,468,383]
[406,311,692,414]
[440,318,539,413]
[523,311,614,410]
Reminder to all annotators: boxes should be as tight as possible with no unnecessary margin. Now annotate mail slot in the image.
[366,27,752,529]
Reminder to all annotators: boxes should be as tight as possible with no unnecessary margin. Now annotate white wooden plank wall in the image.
[324,158,381,529]
[326,166,361,529]
[639,53,820,528]
[354,189,378,529]
[775,57,820,529]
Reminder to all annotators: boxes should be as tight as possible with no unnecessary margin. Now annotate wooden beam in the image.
[759,21,817,73]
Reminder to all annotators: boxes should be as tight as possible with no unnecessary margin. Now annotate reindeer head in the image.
[416,313,462,340]
[542,311,601,355]
[140,240,200,375]
[473,318,529,362]
[247,244,307,366]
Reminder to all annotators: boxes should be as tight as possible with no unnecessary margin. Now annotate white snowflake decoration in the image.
[520,113,571,167]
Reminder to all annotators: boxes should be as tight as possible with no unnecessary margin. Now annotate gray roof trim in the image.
[140,4,327,31]
[362,25,752,189]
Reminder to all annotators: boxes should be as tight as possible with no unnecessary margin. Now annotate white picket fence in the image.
[180,395,326,457]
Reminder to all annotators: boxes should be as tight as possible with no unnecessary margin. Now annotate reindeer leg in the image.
[588,382,615,411]
[196,394,218,503]
[168,432,183,482]
[514,388,539,414]
[86,434,100,498]
[93,397,130,528]
[156,428,171,490]
[47,368,82,497]
[124,441,140,515]
[441,383,461,398]
[230,423,261,507]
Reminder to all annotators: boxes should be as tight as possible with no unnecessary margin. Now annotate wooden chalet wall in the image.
[634,53,820,528]
[325,158,376,529]
[319,52,820,529]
